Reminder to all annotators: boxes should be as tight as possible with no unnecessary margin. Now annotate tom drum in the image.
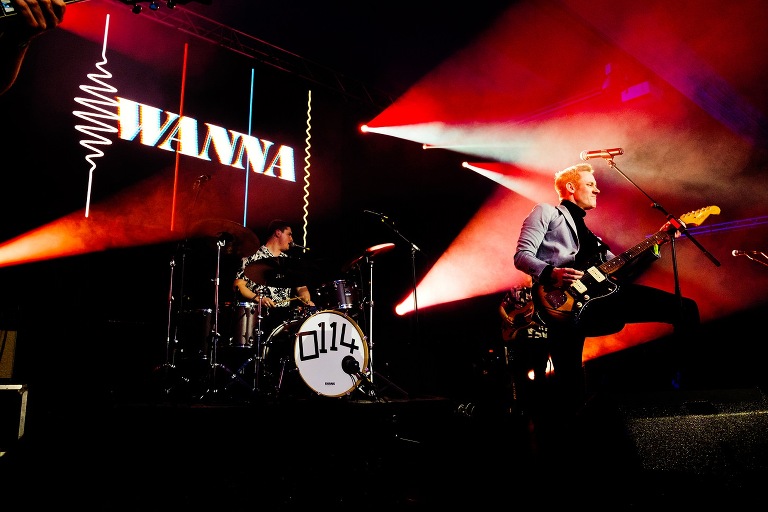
[315,280,361,312]
[226,301,260,348]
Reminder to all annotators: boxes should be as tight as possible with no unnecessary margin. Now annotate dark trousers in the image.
[507,338,550,417]
[546,283,700,416]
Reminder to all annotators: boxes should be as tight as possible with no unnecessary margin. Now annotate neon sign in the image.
[116,96,296,182]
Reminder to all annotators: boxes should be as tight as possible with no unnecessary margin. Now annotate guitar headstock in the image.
[679,205,720,227]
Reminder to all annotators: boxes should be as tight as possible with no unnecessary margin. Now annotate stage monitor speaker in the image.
[583,387,768,502]
[0,384,28,452]
[0,329,17,379]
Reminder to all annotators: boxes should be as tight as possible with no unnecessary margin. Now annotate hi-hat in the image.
[190,219,261,256]
[244,257,318,287]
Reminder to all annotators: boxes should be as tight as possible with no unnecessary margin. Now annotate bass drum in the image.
[294,310,368,397]
[264,310,368,397]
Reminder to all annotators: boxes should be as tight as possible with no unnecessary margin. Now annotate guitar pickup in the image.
[1,1,15,15]
[586,266,606,282]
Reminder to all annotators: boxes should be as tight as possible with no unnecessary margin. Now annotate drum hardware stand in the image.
[160,176,208,399]
[199,234,254,402]
[225,291,271,398]
[151,252,180,398]
[363,245,409,399]
[153,245,201,399]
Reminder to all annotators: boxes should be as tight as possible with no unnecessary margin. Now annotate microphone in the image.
[290,243,310,251]
[579,148,624,161]
[732,250,756,256]
[341,355,360,375]
[341,355,376,397]
[363,209,389,219]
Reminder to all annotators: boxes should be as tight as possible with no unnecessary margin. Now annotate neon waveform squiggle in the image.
[300,89,312,246]
[72,14,118,218]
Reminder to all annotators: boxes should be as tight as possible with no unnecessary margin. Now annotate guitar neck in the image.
[596,206,721,277]
[598,229,669,276]
[1,0,85,20]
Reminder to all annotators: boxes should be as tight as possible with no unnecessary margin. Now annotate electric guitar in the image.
[1,0,86,24]
[501,301,536,341]
[533,205,720,327]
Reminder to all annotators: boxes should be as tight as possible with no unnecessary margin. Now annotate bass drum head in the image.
[293,310,368,397]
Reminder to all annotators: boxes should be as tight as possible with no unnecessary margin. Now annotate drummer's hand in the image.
[257,296,276,308]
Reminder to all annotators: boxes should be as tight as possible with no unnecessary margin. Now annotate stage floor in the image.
[2,379,768,509]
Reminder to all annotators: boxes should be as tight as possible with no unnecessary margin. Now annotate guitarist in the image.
[513,162,700,429]
[0,0,67,95]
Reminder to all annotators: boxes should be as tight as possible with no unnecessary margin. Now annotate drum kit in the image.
[156,219,402,402]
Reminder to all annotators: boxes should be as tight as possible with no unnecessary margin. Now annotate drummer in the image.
[232,219,316,332]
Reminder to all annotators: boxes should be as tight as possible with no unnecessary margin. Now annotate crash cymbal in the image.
[244,257,318,287]
[342,242,396,272]
[190,219,261,256]
[366,242,395,257]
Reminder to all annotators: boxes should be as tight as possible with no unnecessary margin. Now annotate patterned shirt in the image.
[234,245,292,307]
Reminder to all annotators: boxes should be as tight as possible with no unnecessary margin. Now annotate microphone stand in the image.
[374,216,423,344]
[605,157,720,313]
[737,251,768,268]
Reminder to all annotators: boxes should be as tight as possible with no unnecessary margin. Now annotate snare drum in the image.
[315,280,361,312]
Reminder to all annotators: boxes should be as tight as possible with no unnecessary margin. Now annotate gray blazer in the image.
[514,203,615,283]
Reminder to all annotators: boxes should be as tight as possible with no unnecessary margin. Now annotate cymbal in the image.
[190,219,260,256]
[366,242,396,256]
[244,257,318,287]
[342,242,396,272]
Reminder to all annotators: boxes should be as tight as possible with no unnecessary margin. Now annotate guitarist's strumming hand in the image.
[551,267,584,288]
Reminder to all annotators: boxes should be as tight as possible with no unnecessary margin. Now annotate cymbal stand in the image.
[152,252,179,397]
[364,254,409,399]
[200,236,252,401]
[227,290,268,397]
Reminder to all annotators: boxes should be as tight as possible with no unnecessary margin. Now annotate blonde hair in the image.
[554,163,593,199]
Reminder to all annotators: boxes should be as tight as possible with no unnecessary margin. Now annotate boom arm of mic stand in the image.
[377,217,422,253]
[667,217,721,267]
[608,159,720,267]
[606,160,720,305]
